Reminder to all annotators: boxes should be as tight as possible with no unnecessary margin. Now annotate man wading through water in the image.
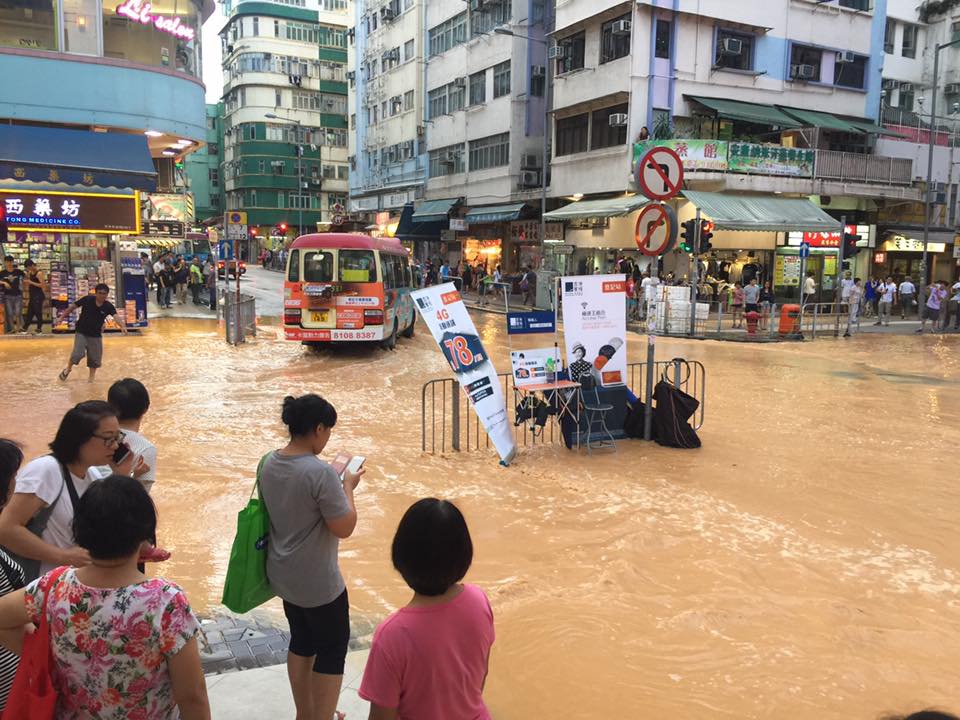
[55,283,127,382]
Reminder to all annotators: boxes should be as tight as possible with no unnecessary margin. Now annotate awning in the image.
[778,108,862,133]
[465,203,526,224]
[543,195,648,221]
[682,190,839,232]
[0,125,157,192]
[844,119,909,138]
[411,198,459,222]
[395,202,445,241]
[687,96,803,128]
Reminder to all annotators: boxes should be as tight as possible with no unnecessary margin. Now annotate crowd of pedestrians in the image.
[147,252,218,311]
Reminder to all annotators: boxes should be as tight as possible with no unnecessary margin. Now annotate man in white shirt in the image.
[106,378,157,493]
[874,276,897,327]
[843,277,863,337]
[152,254,166,305]
[802,272,817,307]
[840,271,854,303]
[640,272,660,319]
[898,277,916,319]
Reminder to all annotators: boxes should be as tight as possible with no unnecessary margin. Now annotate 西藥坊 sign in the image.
[1,189,140,234]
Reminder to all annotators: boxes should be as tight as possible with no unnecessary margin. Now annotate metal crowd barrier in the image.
[224,292,257,345]
[421,359,706,455]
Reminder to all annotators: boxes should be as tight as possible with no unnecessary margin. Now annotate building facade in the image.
[219,0,351,249]
[186,103,226,223]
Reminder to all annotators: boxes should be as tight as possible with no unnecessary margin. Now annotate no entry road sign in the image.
[637,146,684,201]
[634,202,678,256]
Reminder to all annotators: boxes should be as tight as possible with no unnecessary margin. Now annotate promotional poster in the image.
[510,347,561,388]
[560,274,628,387]
[412,283,516,465]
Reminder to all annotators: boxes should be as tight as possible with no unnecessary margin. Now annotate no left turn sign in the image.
[637,146,684,201]
[634,202,678,256]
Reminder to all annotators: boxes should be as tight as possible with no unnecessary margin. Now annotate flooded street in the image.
[1,315,958,719]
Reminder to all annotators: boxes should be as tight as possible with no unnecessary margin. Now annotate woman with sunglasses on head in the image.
[0,401,137,583]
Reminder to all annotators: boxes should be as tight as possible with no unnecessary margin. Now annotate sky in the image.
[202,6,225,104]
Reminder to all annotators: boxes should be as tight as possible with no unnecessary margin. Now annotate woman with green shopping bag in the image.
[258,394,364,720]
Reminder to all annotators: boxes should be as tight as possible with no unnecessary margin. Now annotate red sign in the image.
[637,146,684,201]
[440,290,461,305]
[602,281,626,293]
[634,202,677,256]
[803,225,855,247]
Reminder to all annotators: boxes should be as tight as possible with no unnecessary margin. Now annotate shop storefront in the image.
[775,224,873,302]
[873,231,958,284]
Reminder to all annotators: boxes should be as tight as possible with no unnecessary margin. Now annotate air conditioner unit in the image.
[882,78,897,90]
[791,64,816,80]
[403,140,415,156]
[452,77,467,89]
[441,151,458,165]
[608,113,628,126]
[347,27,355,41]
[386,149,397,162]
[346,70,356,81]
[900,82,914,92]
[611,19,631,35]
[469,0,483,11]
[417,125,426,137]
[519,170,540,187]
[720,37,742,55]
[947,83,960,95]
[520,153,541,168]
[531,65,546,77]
[836,50,856,64]
[381,6,395,21]
[226,44,234,54]
[548,45,566,59]
[953,20,960,38]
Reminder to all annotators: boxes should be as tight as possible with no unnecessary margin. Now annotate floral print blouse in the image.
[25,567,199,720]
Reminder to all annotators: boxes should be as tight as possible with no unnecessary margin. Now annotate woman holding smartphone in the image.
[259,394,364,720]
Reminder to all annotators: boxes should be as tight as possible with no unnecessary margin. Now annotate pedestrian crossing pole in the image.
[834,214,847,338]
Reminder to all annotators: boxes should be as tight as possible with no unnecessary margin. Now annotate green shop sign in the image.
[728,143,814,178]
[633,140,728,171]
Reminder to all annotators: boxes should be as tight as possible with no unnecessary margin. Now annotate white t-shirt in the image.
[152,261,164,275]
[641,276,661,302]
[93,429,158,493]
[899,280,915,296]
[848,285,862,307]
[881,282,897,302]
[804,277,816,295]
[841,278,854,300]
[15,456,96,575]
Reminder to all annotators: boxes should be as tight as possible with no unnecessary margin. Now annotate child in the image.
[731,281,745,329]
[359,499,494,720]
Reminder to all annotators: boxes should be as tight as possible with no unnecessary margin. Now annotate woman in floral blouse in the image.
[0,474,209,719]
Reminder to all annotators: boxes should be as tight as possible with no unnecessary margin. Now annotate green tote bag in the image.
[221,453,275,614]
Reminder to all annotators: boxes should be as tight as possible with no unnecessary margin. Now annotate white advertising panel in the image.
[412,283,516,465]
[510,347,560,388]
[561,274,628,387]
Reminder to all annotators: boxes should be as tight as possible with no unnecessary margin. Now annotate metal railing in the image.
[224,292,257,344]
[814,150,913,185]
[421,359,706,455]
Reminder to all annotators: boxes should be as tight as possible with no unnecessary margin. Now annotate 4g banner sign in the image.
[412,283,517,465]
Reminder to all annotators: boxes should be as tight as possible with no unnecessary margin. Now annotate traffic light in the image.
[699,219,714,254]
[679,219,696,253]
[249,227,258,239]
[278,222,288,233]
[843,232,862,257]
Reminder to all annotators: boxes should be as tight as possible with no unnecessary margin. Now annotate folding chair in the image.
[579,374,616,453]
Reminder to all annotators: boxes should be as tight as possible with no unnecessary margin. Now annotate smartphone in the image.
[346,455,365,475]
[112,442,131,464]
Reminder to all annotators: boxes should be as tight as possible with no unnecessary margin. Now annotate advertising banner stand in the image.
[413,283,516,465]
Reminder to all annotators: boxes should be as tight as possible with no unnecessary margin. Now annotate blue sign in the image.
[507,311,556,335]
[799,241,811,259]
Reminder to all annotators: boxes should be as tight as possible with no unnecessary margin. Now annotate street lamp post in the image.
[265,113,304,237]
[494,27,550,276]
[920,37,960,310]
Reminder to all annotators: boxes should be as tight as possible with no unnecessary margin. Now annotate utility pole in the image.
[834,214,846,338]
[689,208,701,337]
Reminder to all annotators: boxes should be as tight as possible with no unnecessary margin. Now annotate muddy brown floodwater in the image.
[1,317,959,719]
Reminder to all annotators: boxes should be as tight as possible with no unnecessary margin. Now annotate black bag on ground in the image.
[652,380,701,449]
[623,400,656,440]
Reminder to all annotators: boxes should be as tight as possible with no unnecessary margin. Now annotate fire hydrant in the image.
[745,310,760,336]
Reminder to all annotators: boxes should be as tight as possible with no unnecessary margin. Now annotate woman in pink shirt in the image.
[359,499,494,720]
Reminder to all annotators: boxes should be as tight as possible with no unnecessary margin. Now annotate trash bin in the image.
[778,304,801,336]
[745,310,760,336]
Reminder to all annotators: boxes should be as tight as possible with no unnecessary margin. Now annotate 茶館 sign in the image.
[0,189,140,234]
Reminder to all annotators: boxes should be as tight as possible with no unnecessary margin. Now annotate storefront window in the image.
[0,0,58,51]
[103,0,202,76]
[63,0,99,54]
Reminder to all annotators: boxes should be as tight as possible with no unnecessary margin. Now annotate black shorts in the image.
[283,589,350,674]
[745,303,760,313]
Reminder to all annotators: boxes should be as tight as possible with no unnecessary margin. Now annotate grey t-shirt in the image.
[743,284,761,304]
[259,451,352,608]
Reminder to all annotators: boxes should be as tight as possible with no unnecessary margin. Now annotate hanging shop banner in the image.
[0,189,140,234]
[412,283,517,465]
[510,347,561,388]
[633,140,729,172]
[560,274,628,388]
[728,143,814,177]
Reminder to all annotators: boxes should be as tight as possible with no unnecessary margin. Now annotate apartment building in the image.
[185,104,226,223]
[219,0,351,251]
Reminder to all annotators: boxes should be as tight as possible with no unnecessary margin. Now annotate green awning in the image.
[543,195,648,220]
[844,119,909,138]
[682,190,838,232]
[465,203,526,224]
[687,96,803,128]
[778,108,862,132]
[412,198,459,222]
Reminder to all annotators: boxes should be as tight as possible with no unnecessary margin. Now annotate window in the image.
[428,81,465,118]
[208,143,219,155]
[350,113,356,129]
[323,164,336,179]
[884,18,895,54]
[288,193,312,209]
[102,0,201,76]
[469,132,509,171]
[278,192,285,208]
[276,89,282,107]
[715,29,753,71]
[601,14,631,64]
[493,60,511,98]
[247,124,256,140]
[63,0,98,55]
[471,0,511,37]
[287,249,300,282]
[258,159,266,173]
[429,144,465,176]
[404,39,414,61]
[591,103,628,149]
[321,0,348,10]
[556,113,589,155]
[834,54,866,89]
[6,0,54,50]
[429,12,467,56]
[285,21,319,43]
[654,19,671,60]
[902,24,917,59]
[790,44,821,81]
[271,160,286,175]
[319,26,347,47]
[274,19,280,36]
[404,90,415,111]
[898,86,914,111]
[556,32,585,74]
[321,94,347,114]
[326,128,348,147]
[252,17,258,35]
[249,189,257,206]
[303,250,334,282]
[209,168,220,185]
[469,70,486,105]
[531,67,544,97]
[293,91,320,110]
[340,250,377,282]
[337,165,349,180]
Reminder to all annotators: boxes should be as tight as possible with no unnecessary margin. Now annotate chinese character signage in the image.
[728,143,814,177]
[509,221,563,244]
[0,189,139,234]
[145,221,185,237]
[633,140,728,171]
